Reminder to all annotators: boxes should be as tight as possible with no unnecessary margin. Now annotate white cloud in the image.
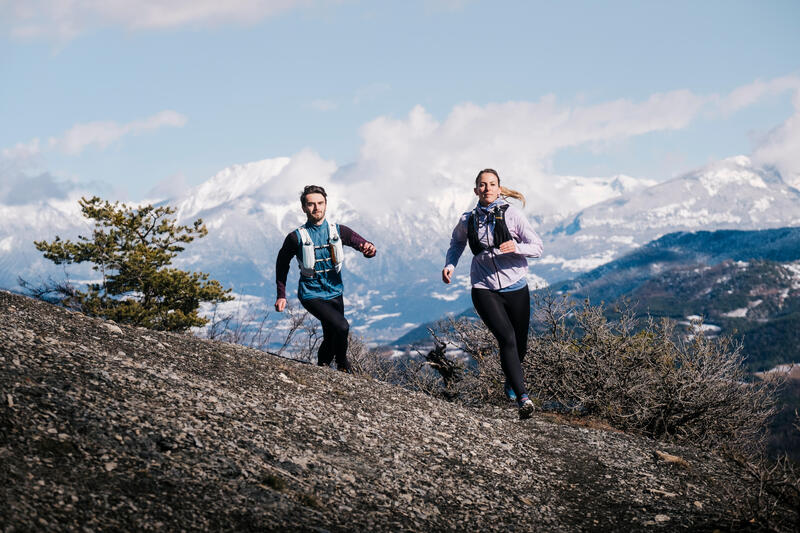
[718,75,800,115]
[49,110,188,155]
[341,89,709,218]
[752,90,800,189]
[144,172,191,202]
[2,0,321,40]
[310,99,338,112]
[1,138,41,160]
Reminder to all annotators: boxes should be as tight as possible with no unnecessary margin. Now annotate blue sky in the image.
[2,0,799,202]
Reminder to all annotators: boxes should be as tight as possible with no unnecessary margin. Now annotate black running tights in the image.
[300,295,351,372]
[471,286,530,399]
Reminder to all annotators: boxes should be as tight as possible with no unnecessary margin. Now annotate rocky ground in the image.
[0,290,780,531]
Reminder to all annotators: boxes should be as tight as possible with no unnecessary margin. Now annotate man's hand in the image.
[442,267,453,284]
[498,240,517,254]
[360,242,377,258]
[274,298,287,312]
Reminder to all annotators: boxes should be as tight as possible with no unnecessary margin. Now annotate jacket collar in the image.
[475,198,508,215]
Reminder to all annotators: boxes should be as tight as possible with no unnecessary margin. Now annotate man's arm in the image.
[339,225,376,257]
[275,232,298,310]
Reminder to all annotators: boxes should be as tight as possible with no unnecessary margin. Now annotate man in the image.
[275,185,376,372]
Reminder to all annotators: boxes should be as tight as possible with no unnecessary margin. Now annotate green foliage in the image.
[33,196,232,332]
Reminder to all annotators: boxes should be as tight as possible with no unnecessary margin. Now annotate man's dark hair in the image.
[300,185,327,205]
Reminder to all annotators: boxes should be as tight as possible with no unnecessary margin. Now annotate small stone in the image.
[654,514,670,523]
[104,462,117,472]
[693,501,703,509]
[102,323,123,335]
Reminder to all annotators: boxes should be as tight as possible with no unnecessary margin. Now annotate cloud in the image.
[0,172,77,205]
[340,89,710,218]
[1,0,322,41]
[49,110,187,155]
[144,172,191,202]
[751,90,800,189]
[309,99,338,112]
[331,75,800,219]
[718,75,800,115]
[1,138,41,160]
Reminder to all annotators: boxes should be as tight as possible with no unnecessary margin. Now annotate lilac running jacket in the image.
[444,199,543,290]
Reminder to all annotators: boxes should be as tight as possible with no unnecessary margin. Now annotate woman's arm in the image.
[443,213,469,273]
[507,206,543,258]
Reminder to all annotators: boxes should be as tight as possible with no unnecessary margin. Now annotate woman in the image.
[442,169,543,419]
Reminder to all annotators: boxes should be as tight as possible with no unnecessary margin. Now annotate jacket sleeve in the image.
[508,206,543,258]
[444,213,469,270]
[339,224,370,250]
[275,232,298,299]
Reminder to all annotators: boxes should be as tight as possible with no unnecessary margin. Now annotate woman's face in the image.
[474,172,500,206]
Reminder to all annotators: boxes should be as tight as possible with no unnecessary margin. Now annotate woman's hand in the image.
[274,298,287,312]
[498,240,517,254]
[442,267,453,284]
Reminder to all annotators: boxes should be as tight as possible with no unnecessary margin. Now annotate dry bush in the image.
[525,294,782,452]
[431,319,509,407]
[349,335,444,396]
[732,450,800,532]
[433,294,782,453]
[726,412,800,532]
[202,302,313,362]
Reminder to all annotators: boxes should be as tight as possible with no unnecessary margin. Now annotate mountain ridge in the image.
[2,155,799,340]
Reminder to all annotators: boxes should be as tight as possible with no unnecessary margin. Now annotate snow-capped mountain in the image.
[536,156,800,281]
[2,155,798,341]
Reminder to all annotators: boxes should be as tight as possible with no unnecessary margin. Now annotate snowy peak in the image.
[690,156,777,197]
[546,173,657,220]
[538,156,800,278]
[175,157,291,219]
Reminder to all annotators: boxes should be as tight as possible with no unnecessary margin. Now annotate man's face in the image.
[302,193,327,225]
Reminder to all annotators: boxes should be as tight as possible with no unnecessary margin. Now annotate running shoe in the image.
[503,380,517,401]
[518,397,535,420]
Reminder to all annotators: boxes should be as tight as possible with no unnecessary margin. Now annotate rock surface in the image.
[0,290,764,531]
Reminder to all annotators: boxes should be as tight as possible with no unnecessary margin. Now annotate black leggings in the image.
[471,286,530,399]
[300,295,351,372]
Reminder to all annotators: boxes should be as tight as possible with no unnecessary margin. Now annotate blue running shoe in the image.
[503,380,517,401]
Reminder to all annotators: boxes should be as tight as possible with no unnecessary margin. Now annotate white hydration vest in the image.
[296,221,344,278]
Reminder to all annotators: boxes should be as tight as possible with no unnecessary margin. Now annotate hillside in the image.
[0,290,782,531]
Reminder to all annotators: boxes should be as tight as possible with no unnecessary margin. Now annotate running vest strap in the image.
[297,221,344,278]
[467,204,513,255]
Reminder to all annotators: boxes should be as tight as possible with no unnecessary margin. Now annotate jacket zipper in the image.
[482,211,503,289]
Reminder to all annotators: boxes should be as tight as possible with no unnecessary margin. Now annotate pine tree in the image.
[33,196,233,332]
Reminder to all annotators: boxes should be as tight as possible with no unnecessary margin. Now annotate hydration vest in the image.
[467,204,513,255]
[296,221,344,278]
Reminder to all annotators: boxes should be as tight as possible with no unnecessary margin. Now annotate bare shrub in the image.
[424,318,508,407]
[18,276,81,309]
[432,293,781,454]
[349,335,443,396]
[725,412,800,532]
[524,293,782,453]
[202,302,312,361]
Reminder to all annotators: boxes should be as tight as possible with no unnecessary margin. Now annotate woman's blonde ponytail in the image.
[500,186,526,207]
